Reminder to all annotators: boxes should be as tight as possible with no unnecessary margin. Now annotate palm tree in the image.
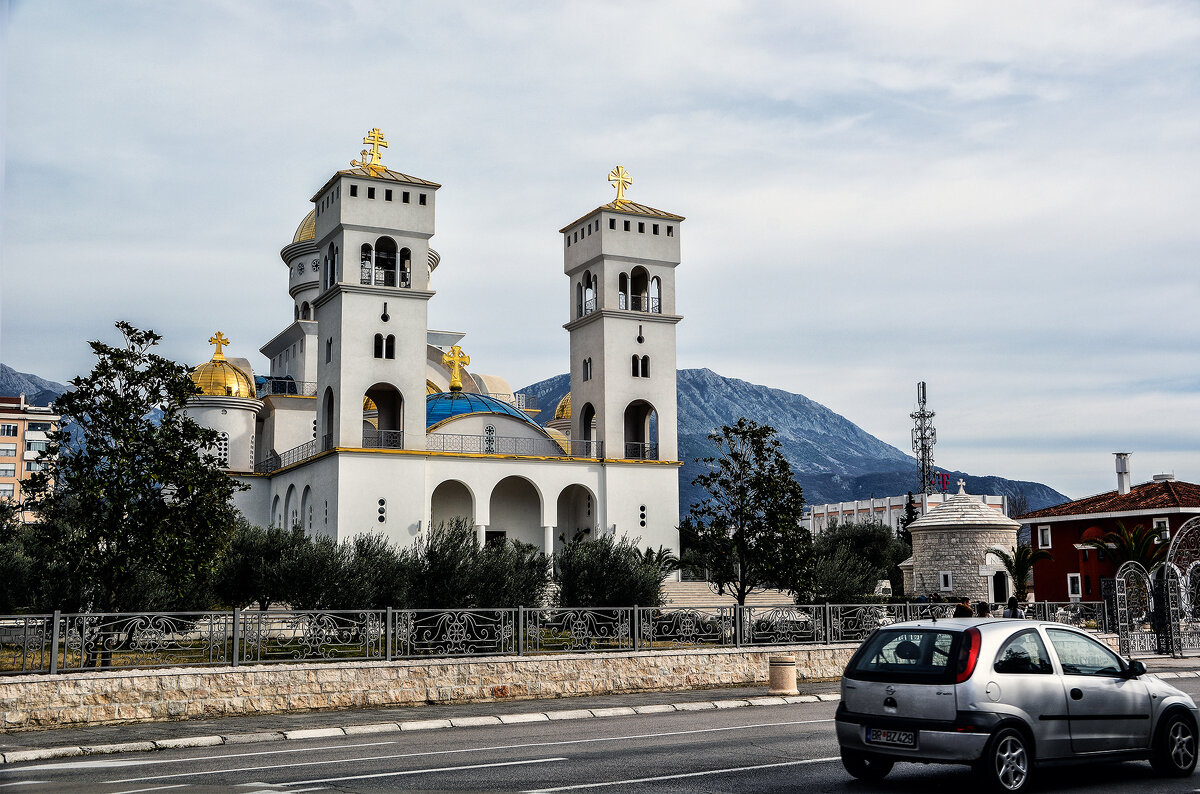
[1079,522,1166,569]
[641,545,681,581]
[995,544,1053,602]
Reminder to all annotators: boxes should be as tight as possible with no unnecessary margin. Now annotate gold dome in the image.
[554,392,571,420]
[427,379,440,395]
[191,332,254,397]
[546,427,570,454]
[292,209,316,243]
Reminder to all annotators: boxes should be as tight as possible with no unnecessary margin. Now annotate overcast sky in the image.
[3,1,1199,499]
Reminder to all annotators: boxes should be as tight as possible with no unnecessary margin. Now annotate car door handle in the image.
[1070,688,1083,700]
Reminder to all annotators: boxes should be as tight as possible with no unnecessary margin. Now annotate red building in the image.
[1018,454,1200,602]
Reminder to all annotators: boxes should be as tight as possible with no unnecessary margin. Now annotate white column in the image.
[543,525,555,555]
[475,524,487,547]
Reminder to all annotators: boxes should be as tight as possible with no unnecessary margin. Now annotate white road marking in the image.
[522,756,842,792]
[12,740,397,772]
[110,785,189,794]
[278,756,568,786]
[0,784,47,788]
[102,717,835,785]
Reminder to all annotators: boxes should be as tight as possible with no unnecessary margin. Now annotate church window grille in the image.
[623,220,631,231]
[402,191,410,203]
[653,224,659,235]
[385,335,395,359]
[368,186,376,199]
[609,218,616,230]
[638,222,645,233]
[385,189,393,201]
[350,185,358,197]
[216,432,229,466]
[667,225,674,236]
[373,334,384,359]
[484,424,496,454]
[419,193,427,205]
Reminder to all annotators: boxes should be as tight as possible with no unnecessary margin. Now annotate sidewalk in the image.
[3,655,1198,765]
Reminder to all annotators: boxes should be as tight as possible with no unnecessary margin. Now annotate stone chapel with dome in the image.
[183,130,684,561]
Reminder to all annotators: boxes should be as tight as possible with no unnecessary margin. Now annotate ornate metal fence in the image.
[0,600,1113,676]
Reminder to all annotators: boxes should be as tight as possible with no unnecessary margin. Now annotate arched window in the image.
[322,387,335,449]
[583,271,595,314]
[300,301,311,320]
[373,334,384,358]
[576,282,583,318]
[375,237,398,286]
[619,272,629,310]
[650,277,661,314]
[623,400,658,460]
[294,305,300,321]
[641,356,650,378]
[399,248,411,288]
[360,243,374,285]
[631,354,640,377]
[630,267,650,312]
[385,334,395,359]
[325,242,336,289]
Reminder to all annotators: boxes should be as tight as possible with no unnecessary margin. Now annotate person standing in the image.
[1002,596,1025,619]
[953,597,974,618]
[976,601,992,617]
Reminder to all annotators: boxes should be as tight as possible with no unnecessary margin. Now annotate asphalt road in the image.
[6,680,1200,793]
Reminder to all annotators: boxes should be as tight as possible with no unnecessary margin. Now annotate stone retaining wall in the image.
[0,644,859,732]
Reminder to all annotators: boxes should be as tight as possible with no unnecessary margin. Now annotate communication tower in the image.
[910,381,937,495]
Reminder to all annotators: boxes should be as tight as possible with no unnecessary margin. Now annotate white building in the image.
[805,491,1009,534]
[185,135,683,562]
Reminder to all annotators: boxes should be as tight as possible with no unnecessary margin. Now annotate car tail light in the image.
[956,627,981,684]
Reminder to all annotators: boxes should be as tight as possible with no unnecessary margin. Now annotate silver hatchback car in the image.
[836,618,1199,792]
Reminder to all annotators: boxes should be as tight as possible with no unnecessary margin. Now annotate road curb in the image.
[0,692,844,765]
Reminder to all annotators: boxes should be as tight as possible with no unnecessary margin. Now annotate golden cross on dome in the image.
[208,331,230,361]
[608,165,632,203]
[350,128,389,176]
[442,345,470,392]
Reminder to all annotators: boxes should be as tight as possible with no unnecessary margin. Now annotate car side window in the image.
[994,629,1053,674]
[1046,628,1124,677]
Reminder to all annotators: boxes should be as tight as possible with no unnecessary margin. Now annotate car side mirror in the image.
[1126,659,1147,679]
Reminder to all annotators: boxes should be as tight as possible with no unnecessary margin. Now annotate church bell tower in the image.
[311,129,441,452]
[562,166,683,462]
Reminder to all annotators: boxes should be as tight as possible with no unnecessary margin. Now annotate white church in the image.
[184,130,684,561]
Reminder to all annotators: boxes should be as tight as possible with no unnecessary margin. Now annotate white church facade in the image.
[184,131,683,561]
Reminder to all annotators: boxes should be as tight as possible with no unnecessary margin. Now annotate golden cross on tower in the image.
[608,165,632,203]
[442,345,471,392]
[208,331,231,361]
[350,128,389,176]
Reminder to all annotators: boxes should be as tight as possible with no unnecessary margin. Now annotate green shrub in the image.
[554,534,665,608]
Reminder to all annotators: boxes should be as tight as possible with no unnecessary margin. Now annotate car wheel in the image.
[841,749,894,781]
[1151,712,1198,777]
[976,728,1032,792]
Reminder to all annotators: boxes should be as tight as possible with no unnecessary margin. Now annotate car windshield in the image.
[845,628,959,684]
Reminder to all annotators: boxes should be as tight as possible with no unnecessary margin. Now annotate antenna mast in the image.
[911,381,937,495]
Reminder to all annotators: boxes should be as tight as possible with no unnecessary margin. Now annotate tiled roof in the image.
[559,199,684,233]
[1018,480,1200,520]
[311,166,441,202]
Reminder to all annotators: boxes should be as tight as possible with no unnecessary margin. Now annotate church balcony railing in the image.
[629,295,661,313]
[426,432,602,459]
[360,265,411,288]
[363,429,405,449]
[623,441,659,460]
[256,378,316,398]
[254,439,318,474]
[582,298,596,315]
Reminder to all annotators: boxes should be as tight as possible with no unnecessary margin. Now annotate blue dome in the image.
[426,391,543,431]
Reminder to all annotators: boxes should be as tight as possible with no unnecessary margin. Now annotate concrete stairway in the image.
[660,580,794,608]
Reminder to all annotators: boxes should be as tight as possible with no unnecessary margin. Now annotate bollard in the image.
[768,653,798,696]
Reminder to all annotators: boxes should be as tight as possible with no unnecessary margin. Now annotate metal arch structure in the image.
[1113,560,1156,657]
[1164,516,1200,654]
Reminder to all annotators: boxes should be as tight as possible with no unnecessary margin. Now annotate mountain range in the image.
[519,368,1068,515]
[0,363,1068,516]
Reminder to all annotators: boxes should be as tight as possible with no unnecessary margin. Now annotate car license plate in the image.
[866,727,916,748]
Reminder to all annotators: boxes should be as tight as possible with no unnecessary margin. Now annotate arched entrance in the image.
[489,476,542,547]
[623,400,658,460]
[431,480,474,529]
[556,484,596,551]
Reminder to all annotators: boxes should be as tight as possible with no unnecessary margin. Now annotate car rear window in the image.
[845,629,960,684]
